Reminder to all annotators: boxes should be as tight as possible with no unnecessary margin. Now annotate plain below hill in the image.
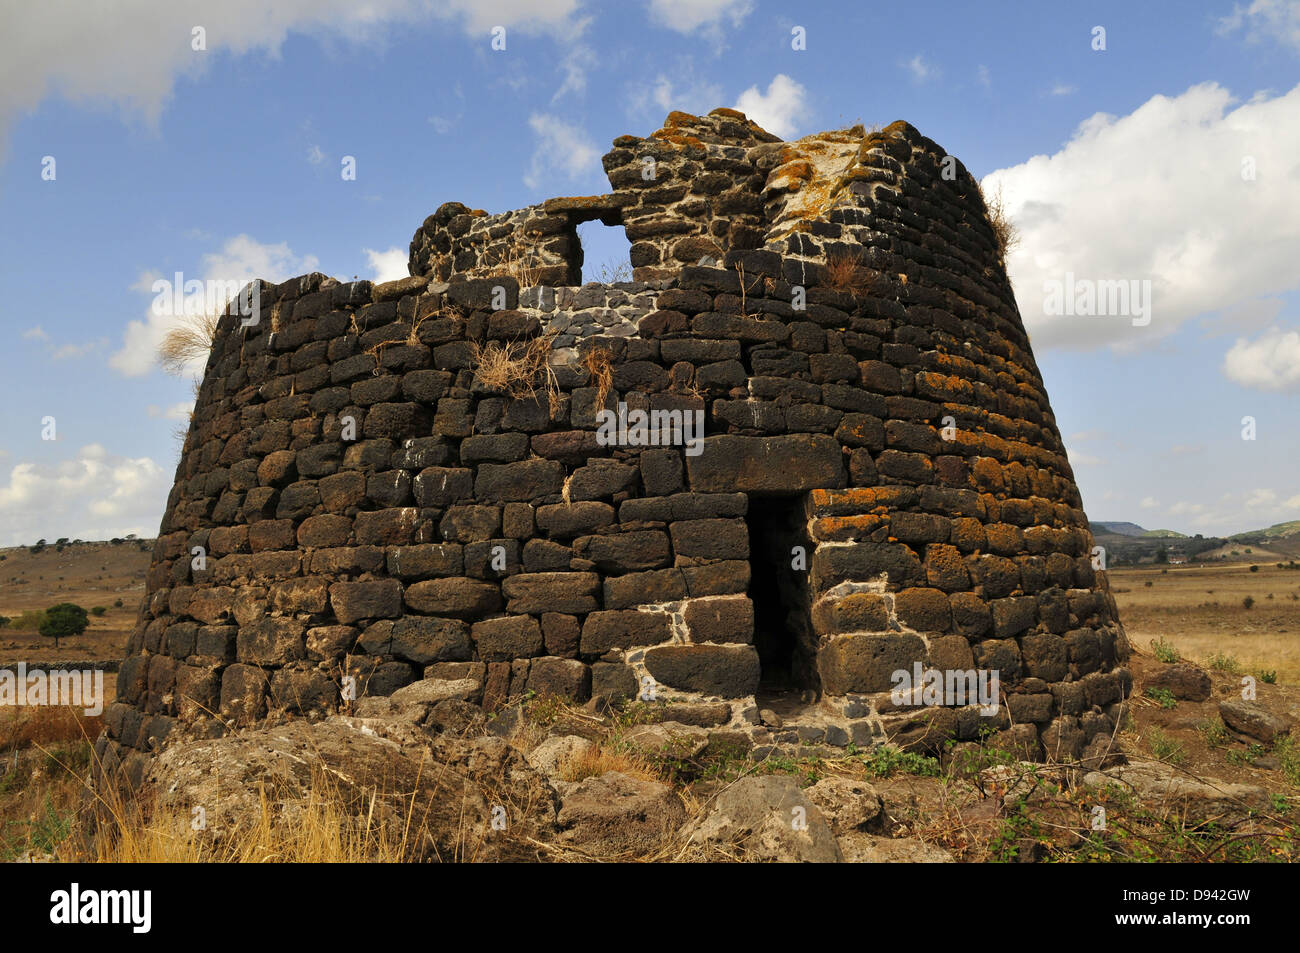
[0,538,152,665]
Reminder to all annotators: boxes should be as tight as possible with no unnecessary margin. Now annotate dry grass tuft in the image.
[557,742,660,785]
[470,333,559,402]
[980,182,1020,264]
[157,311,220,376]
[582,346,615,408]
[486,230,545,289]
[74,769,420,863]
[824,252,878,299]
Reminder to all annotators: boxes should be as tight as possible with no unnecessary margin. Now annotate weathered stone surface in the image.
[1147,663,1212,702]
[404,578,502,618]
[360,616,472,665]
[472,615,545,661]
[330,579,403,625]
[819,634,927,695]
[686,435,844,493]
[1219,698,1292,743]
[557,771,685,857]
[502,572,600,614]
[689,775,842,862]
[580,609,672,654]
[643,644,760,697]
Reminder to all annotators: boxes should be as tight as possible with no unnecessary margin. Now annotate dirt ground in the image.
[0,541,151,665]
[1109,563,1300,685]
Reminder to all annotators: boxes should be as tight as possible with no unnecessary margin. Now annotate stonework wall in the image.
[101,109,1130,782]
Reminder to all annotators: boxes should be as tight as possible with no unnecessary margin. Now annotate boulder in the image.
[689,775,842,862]
[1081,758,1271,825]
[556,771,685,858]
[144,719,554,861]
[526,735,593,778]
[837,833,955,863]
[1219,698,1292,744]
[1147,663,1211,702]
[804,776,882,833]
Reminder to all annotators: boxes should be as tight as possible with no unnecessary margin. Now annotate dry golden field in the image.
[1109,562,1300,684]
[0,541,150,665]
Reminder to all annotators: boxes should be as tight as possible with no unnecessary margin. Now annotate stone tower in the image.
[101,109,1130,783]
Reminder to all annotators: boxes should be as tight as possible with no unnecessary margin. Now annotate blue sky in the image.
[0,0,1298,544]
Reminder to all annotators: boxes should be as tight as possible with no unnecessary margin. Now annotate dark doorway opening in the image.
[746,495,819,708]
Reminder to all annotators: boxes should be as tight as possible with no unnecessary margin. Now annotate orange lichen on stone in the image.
[809,513,889,542]
[542,195,619,214]
[810,486,915,515]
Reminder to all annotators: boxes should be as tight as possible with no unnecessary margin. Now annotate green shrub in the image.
[1150,638,1181,663]
[1145,687,1177,710]
[1206,653,1242,674]
[89,606,106,617]
[9,610,47,631]
[1147,727,1186,765]
[1199,718,1231,748]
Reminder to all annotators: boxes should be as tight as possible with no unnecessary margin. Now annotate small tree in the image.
[39,603,89,650]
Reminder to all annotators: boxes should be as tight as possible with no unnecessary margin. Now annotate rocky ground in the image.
[32,644,1288,863]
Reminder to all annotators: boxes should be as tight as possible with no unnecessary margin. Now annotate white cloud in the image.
[984,82,1300,352]
[647,0,753,34]
[1217,0,1300,52]
[22,323,106,361]
[553,41,597,101]
[1223,325,1300,391]
[365,246,410,283]
[307,144,325,164]
[0,1,587,154]
[523,113,600,189]
[51,340,107,360]
[631,69,724,119]
[146,402,194,421]
[905,55,936,82]
[1067,448,1103,466]
[1049,83,1076,96]
[977,65,991,89]
[110,235,319,378]
[0,445,169,545]
[1140,496,1160,509]
[440,0,584,34]
[1246,488,1278,507]
[734,74,808,139]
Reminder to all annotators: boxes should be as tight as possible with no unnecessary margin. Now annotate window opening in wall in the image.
[577,221,633,284]
[746,494,819,711]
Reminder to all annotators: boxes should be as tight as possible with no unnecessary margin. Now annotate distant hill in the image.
[1231,520,1300,541]
[1141,529,1187,539]
[1092,521,1148,537]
